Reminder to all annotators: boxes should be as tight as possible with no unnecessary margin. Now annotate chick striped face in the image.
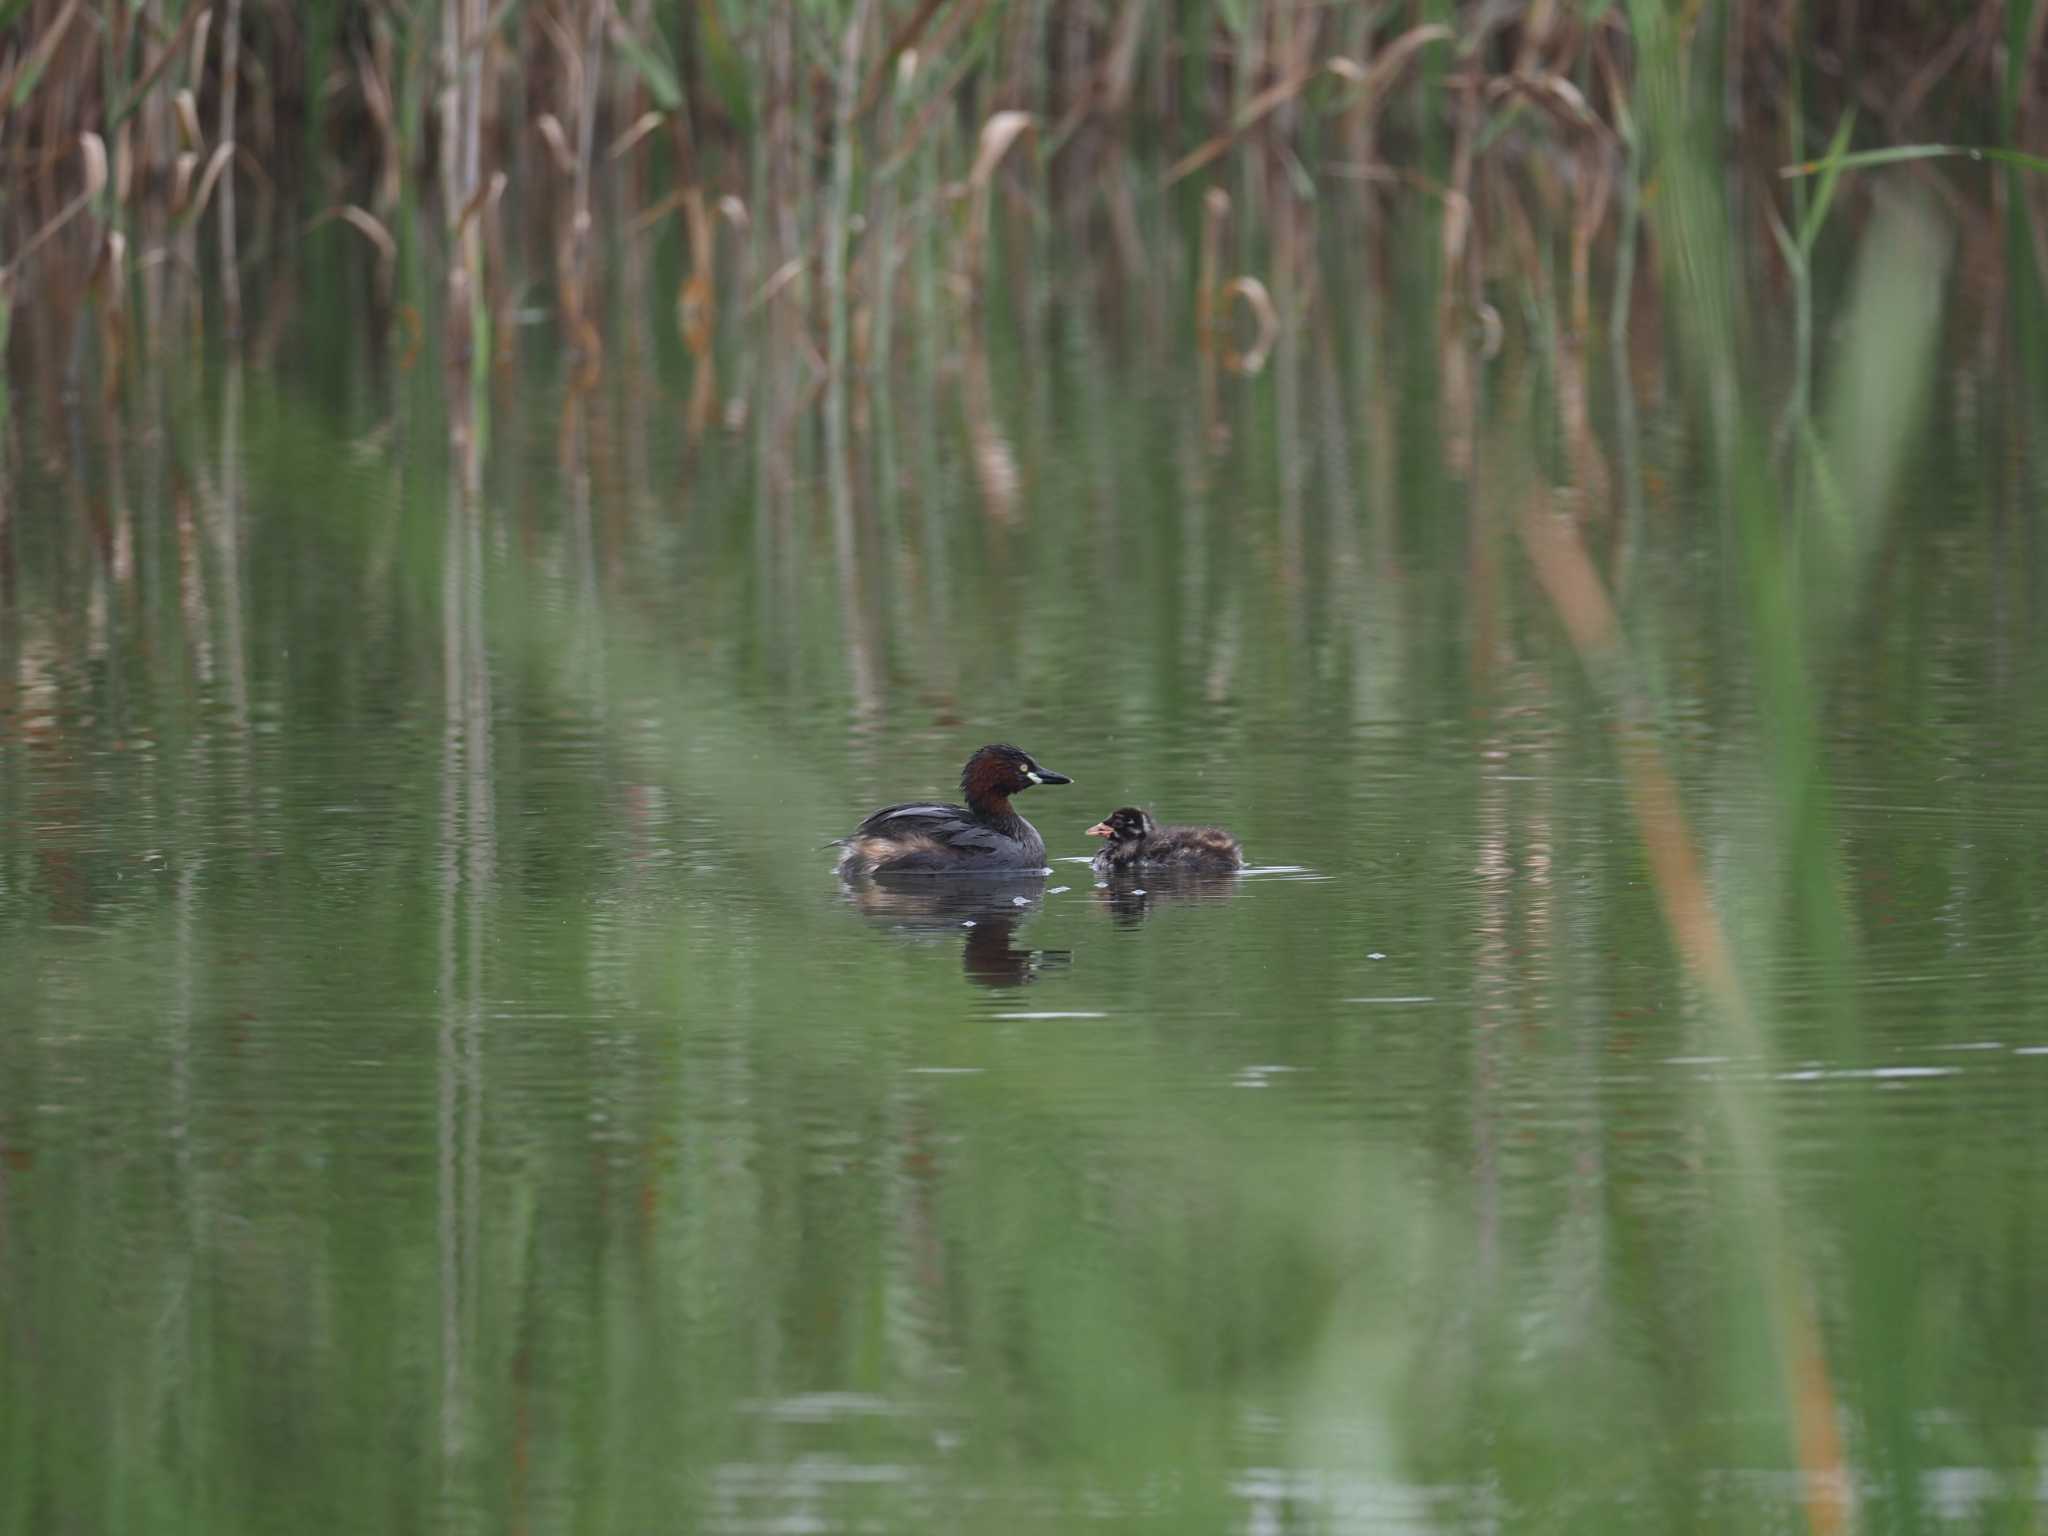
[1086,806,1153,843]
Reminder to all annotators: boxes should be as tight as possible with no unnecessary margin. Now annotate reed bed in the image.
[0,0,2039,419]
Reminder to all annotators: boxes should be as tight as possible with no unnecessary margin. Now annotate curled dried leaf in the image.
[453,171,507,239]
[1,133,119,277]
[174,89,203,152]
[171,151,199,216]
[1476,300,1504,360]
[92,230,127,301]
[313,204,399,270]
[1220,276,1279,377]
[78,131,109,201]
[607,111,664,160]
[969,110,1035,190]
[536,113,576,176]
[1341,23,1455,118]
[1488,72,1609,139]
[184,142,235,225]
[750,257,804,313]
[629,187,688,239]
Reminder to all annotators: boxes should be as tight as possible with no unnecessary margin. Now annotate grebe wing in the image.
[845,800,1004,851]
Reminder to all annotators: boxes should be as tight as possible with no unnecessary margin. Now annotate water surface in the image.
[4,206,2048,1534]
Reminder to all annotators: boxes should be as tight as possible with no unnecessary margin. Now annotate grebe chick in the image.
[1085,805,1243,876]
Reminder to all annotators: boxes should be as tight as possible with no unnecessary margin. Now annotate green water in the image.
[4,211,2048,1535]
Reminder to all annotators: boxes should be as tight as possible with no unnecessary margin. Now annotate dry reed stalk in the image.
[1555,328,1612,518]
[441,0,490,383]
[133,0,178,350]
[1097,147,1149,329]
[354,23,403,216]
[1570,140,1616,338]
[826,0,879,714]
[5,0,85,134]
[873,0,994,182]
[960,109,1034,313]
[312,204,399,298]
[1441,68,1482,335]
[92,228,127,405]
[955,113,1034,520]
[216,0,242,339]
[1271,146,1308,606]
[441,0,466,329]
[2,130,107,284]
[750,0,800,650]
[857,0,949,119]
[677,185,716,439]
[1165,51,1337,187]
[565,0,611,376]
[117,4,209,148]
[1041,0,1148,151]
[1197,186,1227,446]
[1515,492,1855,1536]
[1335,22,1457,169]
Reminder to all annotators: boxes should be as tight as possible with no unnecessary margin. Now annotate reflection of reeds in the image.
[1519,483,1857,1536]
[1513,46,1954,1508]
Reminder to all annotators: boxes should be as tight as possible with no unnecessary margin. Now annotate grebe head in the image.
[1085,806,1153,844]
[962,744,1071,811]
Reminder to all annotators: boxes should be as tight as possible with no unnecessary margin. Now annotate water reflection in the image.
[5,153,2048,1536]
[840,874,1071,988]
[1092,869,1243,928]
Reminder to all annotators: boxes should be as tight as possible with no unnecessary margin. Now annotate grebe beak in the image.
[1085,821,1114,838]
[1027,767,1072,786]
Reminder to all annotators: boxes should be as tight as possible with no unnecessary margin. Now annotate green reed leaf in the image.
[612,23,684,113]
[1796,108,1856,254]
[1781,142,2048,180]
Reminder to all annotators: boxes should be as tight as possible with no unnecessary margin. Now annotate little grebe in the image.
[1085,806,1243,875]
[834,743,1072,877]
